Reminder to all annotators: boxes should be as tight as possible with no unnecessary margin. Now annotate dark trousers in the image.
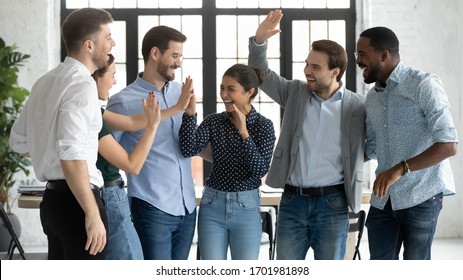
[366,193,443,260]
[40,187,108,260]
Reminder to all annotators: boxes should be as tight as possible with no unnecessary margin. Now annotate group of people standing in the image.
[9,8,458,261]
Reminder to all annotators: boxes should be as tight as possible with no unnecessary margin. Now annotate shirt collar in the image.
[64,56,92,76]
[375,61,405,91]
[136,72,170,93]
[310,82,344,102]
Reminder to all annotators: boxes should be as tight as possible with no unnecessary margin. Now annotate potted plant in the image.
[0,37,31,214]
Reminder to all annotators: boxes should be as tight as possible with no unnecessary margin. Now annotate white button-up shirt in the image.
[9,57,103,187]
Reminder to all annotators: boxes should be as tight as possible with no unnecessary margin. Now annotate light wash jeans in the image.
[131,197,197,260]
[102,186,143,260]
[198,187,262,260]
[366,193,443,260]
[276,190,349,260]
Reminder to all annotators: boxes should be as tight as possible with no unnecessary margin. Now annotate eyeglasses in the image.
[158,48,184,63]
[354,49,382,59]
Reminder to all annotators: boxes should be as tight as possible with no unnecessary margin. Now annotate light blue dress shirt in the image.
[106,74,196,216]
[365,62,458,211]
[288,88,344,187]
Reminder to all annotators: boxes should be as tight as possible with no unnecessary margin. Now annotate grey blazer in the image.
[248,37,366,213]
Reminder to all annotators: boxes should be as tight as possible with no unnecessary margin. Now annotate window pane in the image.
[281,0,304,8]
[160,16,182,31]
[327,0,349,8]
[159,0,181,8]
[292,62,306,81]
[237,16,258,58]
[292,21,310,62]
[89,0,112,8]
[66,0,88,9]
[181,59,203,101]
[138,16,160,59]
[111,21,126,62]
[259,0,281,8]
[216,0,236,8]
[217,16,237,58]
[110,64,127,98]
[181,0,202,8]
[114,0,136,8]
[237,0,258,8]
[254,102,281,140]
[137,0,158,8]
[182,16,203,58]
[310,20,328,45]
[328,20,346,47]
[304,0,326,8]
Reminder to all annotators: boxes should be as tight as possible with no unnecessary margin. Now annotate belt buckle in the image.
[298,187,310,197]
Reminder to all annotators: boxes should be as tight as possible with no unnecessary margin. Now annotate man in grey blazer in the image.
[248,10,366,260]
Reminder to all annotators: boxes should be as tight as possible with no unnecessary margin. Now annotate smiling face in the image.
[220,75,253,113]
[97,61,117,101]
[91,23,116,70]
[355,37,384,84]
[304,50,339,95]
[156,41,183,82]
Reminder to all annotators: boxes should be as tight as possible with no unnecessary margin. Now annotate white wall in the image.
[1,0,462,249]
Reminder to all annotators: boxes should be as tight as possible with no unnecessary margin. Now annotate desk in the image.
[19,187,371,209]
[18,187,284,209]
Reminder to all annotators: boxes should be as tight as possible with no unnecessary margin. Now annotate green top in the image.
[96,108,122,182]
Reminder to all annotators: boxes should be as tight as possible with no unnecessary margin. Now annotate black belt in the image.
[284,183,344,197]
[46,180,101,192]
[104,179,125,188]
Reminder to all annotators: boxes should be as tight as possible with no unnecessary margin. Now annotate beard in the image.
[362,63,381,84]
[93,51,109,70]
[157,63,176,82]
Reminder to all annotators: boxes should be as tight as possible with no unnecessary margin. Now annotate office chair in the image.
[0,205,26,260]
[260,210,274,260]
[348,210,366,260]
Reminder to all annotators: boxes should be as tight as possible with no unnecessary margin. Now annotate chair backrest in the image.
[0,205,26,259]
[348,210,366,260]
[260,210,274,260]
[348,210,366,235]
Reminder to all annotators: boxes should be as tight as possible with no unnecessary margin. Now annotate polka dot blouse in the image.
[179,106,276,192]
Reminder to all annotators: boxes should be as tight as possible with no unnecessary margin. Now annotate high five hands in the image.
[142,91,161,127]
[255,9,283,44]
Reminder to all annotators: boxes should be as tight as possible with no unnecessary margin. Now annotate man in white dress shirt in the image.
[9,8,115,259]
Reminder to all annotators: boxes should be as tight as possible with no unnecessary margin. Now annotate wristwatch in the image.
[402,160,411,175]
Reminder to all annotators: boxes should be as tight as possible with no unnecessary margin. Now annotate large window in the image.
[62,0,356,187]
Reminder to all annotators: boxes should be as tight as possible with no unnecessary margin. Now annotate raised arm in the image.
[255,9,283,44]
[98,92,161,174]
[103,77,194,131]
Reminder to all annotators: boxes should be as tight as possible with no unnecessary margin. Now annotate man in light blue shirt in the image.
[249,10,366,260]
[356,26,458,260]
[106,26,196,260]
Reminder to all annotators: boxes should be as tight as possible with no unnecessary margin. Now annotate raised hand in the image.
[227,104,249,139]
[255,9,283,44]
[142,91,161,127]
[176,76,194,111]
[184,77,196,116]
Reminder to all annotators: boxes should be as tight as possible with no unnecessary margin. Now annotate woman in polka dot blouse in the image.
[179,64,276,260]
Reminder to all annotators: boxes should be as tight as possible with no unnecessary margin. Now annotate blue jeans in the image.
[276,190,349,260]
[198,187,262,260]
[102,186,143,260]
[366,193,443,260]
[131,197,196,260]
